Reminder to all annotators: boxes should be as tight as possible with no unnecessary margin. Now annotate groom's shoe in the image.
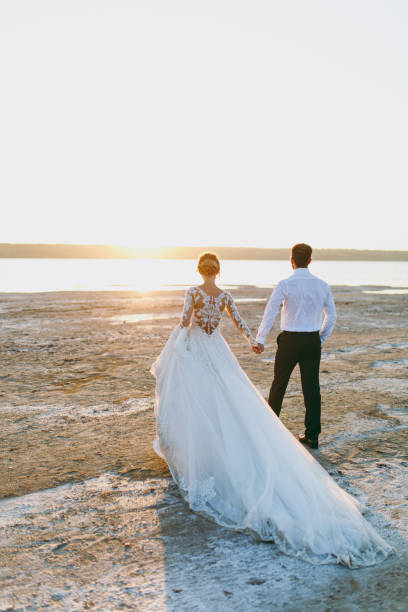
[298,434,319,449]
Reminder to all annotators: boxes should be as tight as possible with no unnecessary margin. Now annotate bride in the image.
[151,252,392,567]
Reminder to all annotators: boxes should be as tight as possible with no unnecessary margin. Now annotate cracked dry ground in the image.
[0,286,407,610]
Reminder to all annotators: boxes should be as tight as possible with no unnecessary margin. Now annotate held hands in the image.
[252,342,264,354]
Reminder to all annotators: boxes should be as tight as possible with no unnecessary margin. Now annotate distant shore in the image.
[1,243,408,260]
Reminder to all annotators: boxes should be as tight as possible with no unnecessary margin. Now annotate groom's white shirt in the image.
[255,267,337,345]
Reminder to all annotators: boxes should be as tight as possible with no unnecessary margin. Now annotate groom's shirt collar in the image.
[292,267,311,276]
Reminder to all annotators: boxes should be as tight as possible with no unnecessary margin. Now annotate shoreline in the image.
[1,283,407,299]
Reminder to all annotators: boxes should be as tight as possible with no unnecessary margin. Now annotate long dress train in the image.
[151,286,392,567]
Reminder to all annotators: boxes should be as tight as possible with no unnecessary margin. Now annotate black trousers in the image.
[268,330,322,439]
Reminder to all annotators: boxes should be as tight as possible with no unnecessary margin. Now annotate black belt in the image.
[282,330,319,335]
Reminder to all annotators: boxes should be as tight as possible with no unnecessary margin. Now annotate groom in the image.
[253,243,336,449]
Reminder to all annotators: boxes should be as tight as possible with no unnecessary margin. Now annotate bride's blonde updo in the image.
[197,252,220,276]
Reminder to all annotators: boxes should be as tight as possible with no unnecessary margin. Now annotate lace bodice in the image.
[180,286,255,343]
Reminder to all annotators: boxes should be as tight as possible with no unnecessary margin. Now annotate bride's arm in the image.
[180,287,194,328]
[225,293,255,345]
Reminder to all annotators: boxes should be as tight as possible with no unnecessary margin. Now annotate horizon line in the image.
[1,243,408,262]
[1,242,407,253]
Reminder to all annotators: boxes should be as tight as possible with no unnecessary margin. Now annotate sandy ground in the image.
[0,285,407,611]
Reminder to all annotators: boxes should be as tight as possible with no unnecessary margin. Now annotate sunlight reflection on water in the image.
[363,289,408,295]
[111,313,177,324]
[1,258,407,293]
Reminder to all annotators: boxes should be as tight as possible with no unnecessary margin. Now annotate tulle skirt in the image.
[151,324,393,567]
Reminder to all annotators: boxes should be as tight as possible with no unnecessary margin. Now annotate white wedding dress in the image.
[151,286,392,567]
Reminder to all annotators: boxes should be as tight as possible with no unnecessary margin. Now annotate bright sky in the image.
[1,1,407,250]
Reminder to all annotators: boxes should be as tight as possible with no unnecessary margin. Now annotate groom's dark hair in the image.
[292,243,312,267]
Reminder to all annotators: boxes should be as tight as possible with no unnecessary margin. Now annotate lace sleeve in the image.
[225,293,255,344]
[180,287,194,328]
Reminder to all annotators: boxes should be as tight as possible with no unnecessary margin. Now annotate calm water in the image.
[0,258,407,293]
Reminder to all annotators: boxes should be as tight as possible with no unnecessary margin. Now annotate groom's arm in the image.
[255,282,285,346]
[320,287,336,344]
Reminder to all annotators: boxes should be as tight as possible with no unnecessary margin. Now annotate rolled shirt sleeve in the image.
[255,282,285,345]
